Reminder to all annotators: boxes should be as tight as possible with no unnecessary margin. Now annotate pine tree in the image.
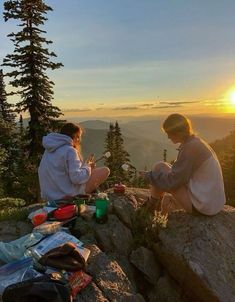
[3,0,63,160]
[0,69,15,125]
[0,69,18,195]
[113,121,131,179]
[104,123,115,174]
[12,114,29,199]
[104,121,133,184]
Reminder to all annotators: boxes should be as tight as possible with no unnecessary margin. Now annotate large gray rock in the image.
[86,244,145,302]
[148,274,182,302]
[94,214,133,255]
[110,194,137,228]
[111,254,139,292]
[0,220,32,242]
[130,246,161,285]
[153,206,235,302]
[77,282,109,302]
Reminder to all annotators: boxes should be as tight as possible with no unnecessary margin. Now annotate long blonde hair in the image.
[162,114,193,139]
[60,122,83,159]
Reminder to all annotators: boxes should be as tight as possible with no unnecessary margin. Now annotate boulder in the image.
[86,244,145,301]
[94,214,133,255]
[77,282,109,302]
[148,274,182,302]
[110,194,137,228]
[153,206,235,302]
[130,246,161,285]
[0,221,32,242]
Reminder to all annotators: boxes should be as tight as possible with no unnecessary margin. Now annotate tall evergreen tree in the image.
[104,123,115,174]
[113,121,131,181]
[104,121,133,184]
[0,69,15,125]
[0,69,18,195]
[3,0,63,160]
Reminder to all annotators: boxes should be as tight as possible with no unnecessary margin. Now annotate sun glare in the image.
[229,90,235,106]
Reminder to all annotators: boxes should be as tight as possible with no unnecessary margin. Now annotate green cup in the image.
[95,199,108,219]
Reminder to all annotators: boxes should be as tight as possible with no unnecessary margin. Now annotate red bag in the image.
[68,271,92,298]
[53,204,78,220]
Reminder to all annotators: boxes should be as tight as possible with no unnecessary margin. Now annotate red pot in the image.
[114,183,126,194]
[53,204,78,220]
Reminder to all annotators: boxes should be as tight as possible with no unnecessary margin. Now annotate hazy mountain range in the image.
[77,116,235,169]
[22,115,235,169]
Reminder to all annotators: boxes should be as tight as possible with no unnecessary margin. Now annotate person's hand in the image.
[86,154,96,169]
[138,170,148,178]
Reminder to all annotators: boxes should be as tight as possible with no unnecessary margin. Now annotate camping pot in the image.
[113,183,126,194]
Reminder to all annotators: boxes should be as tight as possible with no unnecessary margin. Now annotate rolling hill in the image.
[79,116,235,169]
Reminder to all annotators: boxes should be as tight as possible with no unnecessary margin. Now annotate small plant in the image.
[132,206,168,248]
[0,197,28,221]
[152,211,168,229]
[0,208,28,222]
[0,197,26,208]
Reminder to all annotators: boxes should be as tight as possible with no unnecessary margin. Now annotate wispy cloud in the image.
[152,105,182,109]
[113,106,139,110]
[160,101,200,105]
[62,108,91,112]
[140,103,156,107]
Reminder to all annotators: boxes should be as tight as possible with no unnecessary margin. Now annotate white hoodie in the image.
[38,133,91,201]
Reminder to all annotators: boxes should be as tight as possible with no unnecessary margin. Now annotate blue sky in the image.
[1,0,235,119]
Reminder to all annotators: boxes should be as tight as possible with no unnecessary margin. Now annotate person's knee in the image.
[104,167,110,178]
[100,167,110,180]
[152,161,171,172]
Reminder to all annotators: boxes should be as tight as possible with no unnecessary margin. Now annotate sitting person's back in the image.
[38,123,110,201]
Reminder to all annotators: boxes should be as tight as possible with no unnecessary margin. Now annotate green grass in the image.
[0,198,28,221]
[0,197,26,208]
[0,207,28,222]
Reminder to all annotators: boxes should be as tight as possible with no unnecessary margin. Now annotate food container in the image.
[33,221,62,234]
[32,212,47,226]
[95,198,109,224]
[53,204,78,220]
[113,183,126,194]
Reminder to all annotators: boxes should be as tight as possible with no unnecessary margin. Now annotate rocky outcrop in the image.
[0,220,32,242]
[153,205,235,302]
[94,214,133,255]
[0,188,234,302]
[130,247,161,285]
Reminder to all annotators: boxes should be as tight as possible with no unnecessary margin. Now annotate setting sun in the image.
[229,90,235,106]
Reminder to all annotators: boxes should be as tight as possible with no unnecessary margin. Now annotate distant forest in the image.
[211,131,235,205]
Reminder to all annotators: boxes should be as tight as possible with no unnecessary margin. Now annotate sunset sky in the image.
[1,0,235,120]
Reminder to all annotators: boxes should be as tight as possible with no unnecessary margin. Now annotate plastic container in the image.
[33,221,62,235]
[53,204,78,220]
[95,199,108,223]
[32,212,47,226]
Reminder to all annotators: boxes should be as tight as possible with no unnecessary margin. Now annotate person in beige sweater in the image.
[141,114,226,216]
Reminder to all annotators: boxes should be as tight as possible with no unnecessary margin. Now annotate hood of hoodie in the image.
[42,133,73,152]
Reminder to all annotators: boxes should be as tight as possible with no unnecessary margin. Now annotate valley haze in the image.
[64,115,235,170]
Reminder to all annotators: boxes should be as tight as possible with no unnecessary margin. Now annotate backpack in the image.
[2,273,71,302]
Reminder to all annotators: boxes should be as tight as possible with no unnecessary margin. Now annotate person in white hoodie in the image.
[38,123,110,201]
[140,114,226,216]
